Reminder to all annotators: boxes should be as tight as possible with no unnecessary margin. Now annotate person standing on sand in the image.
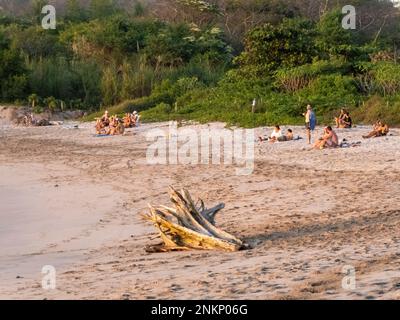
[303,104,316,144]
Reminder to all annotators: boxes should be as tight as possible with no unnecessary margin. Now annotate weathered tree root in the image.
[145,186,245,252]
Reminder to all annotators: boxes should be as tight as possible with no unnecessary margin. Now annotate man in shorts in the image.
[303,104,316,144]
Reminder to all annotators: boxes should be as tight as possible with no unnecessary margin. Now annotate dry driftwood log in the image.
[145,187,244,252]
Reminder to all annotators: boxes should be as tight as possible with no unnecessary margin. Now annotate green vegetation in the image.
[1,1,400,126]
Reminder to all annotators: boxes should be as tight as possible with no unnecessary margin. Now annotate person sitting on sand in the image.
[100,110,110,127]
[342,111,352,128]
[29,113,37,126]
[335,109,352,128]
[131,111,140,127]
[362,120,389,138]
[268,125,283,143]
[313,126,338,149]
[106,116,117,135]
[123,113,132,128]
[113,116,125,135]
[335,109,345,128]
[22,115,30,126]
[95,118,106,134]
[116,118,125,135]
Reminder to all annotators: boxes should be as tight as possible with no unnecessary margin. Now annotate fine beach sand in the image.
[0,119,399,300]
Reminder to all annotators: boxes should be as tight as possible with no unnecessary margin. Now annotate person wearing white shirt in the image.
[269,125,283,142]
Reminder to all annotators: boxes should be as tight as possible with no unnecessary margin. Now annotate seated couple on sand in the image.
[363,120,389,139]
[335,109,352,128]
[313,126,339,149]
[259,125,295,143]
[95,111,125,135]
[123,111,140,128]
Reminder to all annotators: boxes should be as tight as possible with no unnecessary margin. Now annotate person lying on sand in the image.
[286,128,294,141]
[335,109,352,128]
[277,129,294,142]
[313,126,338,149]
[362,120,389,138]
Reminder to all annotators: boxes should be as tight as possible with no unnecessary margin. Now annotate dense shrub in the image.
[236,18,317,76]
[296,74,359,113]
[275,58,350,92]
[0,31,27,101]
[373,62,400,96]
[352,95,400,126]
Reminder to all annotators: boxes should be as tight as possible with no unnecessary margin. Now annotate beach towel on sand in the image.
[94,134,111,137]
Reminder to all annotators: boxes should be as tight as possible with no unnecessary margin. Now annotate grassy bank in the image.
[83,92,400,128]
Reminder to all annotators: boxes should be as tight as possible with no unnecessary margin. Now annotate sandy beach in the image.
[0,120,399,300]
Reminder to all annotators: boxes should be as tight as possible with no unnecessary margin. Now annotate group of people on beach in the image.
[259,104,390,150]
[258,126,294,142]
[95,110,140,135]
[123,111,141,129]
[16,113,51,127]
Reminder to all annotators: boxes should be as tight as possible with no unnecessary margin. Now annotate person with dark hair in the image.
[277,128,294,142]
[342,111,352,128]
[268,125,283,143]
[313,126,338,149]
[335,109,352,128]
[286,129,294,141]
